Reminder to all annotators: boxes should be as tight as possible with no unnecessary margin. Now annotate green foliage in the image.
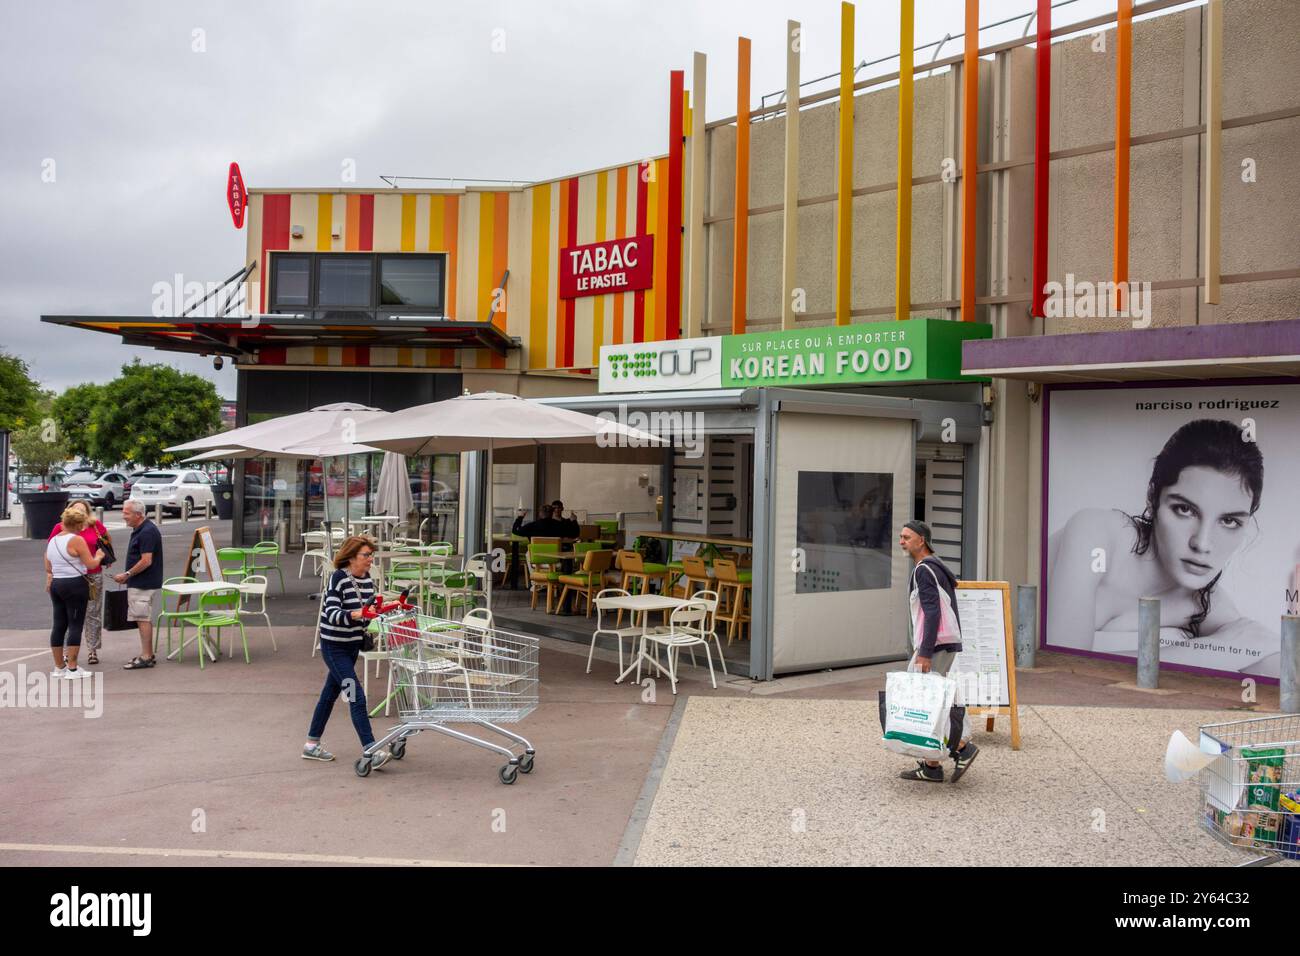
[88,360,221,467]
[51,382,106,462]
[0,351,42,432]
[11,422,69,482]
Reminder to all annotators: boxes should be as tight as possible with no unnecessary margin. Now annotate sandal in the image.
[123,656,156,670]
[86,652,99,665]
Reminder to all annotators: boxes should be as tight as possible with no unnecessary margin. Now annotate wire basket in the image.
[1198,714,1300,861]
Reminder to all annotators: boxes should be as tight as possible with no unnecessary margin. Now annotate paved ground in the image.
[2,518,1293,867]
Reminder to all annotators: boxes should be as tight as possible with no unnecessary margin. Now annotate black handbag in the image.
[95,534,116,568]
[104,586,138,632]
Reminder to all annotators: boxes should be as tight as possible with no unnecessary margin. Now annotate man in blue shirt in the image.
[114,500,163,670]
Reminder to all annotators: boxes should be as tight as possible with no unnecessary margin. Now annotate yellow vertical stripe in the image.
[592,170,608,364]
[645,160,659,341]
[529,184,551,369]
[316,194,333,250]
[400,194,416,251]
[654,158,669,340]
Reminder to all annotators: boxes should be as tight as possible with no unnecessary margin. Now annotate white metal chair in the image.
[641,599,717,694]
[589,588,643,675]
[299,530,333,578]
[651,589,727,678]
[235,574,277,654]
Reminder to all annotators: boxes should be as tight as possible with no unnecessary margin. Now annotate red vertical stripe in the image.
[1031,0,1051,318]
[633,166,648,343]
[259,194,291,313]
[564,177,579,368]
[359,194,375,251]
[666,70,684,341]
[260,346,286,365]
[356,346,370,367]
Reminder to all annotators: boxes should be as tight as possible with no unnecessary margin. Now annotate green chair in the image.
[217,548,250,583]
[246,541,285,594]
[155,576,203,658]
[429,571,478,619]
[181,586,249,668]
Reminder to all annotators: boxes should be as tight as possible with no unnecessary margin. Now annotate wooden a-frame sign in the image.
[954,580,1022,751]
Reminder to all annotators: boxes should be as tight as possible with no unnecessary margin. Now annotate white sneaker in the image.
[63,667,95,679]
[50,667,66,679]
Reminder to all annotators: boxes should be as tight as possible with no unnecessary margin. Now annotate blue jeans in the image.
[308,640,375,748]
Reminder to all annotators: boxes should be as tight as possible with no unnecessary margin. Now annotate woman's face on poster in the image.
[1153,465,1254,590]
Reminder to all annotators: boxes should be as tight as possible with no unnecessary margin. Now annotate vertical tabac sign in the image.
[227,162,247,229]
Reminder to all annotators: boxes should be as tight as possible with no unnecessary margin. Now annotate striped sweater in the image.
[319,569,377,643]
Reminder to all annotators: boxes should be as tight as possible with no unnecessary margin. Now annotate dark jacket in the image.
[909,554,962,658]
[512,514,575,539]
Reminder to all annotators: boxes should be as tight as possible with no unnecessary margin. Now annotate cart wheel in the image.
[390,740,406,760]
[354,757,372,778]
[519,754,534,774]
[499,764,518,785]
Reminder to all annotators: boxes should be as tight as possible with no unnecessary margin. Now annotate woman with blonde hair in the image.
[44,505,107,679]
[48,499,113,665]
[301,535,392,769]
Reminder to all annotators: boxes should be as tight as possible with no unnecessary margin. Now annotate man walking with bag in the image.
[898,520,978,783]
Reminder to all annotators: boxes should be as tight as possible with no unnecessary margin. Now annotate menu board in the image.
[951,582,1013,709]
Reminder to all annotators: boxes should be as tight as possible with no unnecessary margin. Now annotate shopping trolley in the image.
[1197,714,1300,866]
[360,606,539,784]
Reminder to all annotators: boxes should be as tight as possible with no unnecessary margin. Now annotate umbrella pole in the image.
[486,441,494,612]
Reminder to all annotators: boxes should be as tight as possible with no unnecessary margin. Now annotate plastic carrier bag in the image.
[882,670,957,760]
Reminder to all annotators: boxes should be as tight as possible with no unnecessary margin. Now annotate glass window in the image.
[380,257,442,308]
[795,471,894,593]
[272,256,310,308]
[317,256,373,307]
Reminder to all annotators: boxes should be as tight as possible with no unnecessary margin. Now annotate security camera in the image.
[213,356,224,370]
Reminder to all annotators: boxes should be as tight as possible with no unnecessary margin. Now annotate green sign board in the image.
[719,318,990,388]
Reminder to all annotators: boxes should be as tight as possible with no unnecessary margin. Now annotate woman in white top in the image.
[44,506,107,679]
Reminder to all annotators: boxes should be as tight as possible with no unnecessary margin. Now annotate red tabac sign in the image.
[227,162,247,229]
[559,235,653,299]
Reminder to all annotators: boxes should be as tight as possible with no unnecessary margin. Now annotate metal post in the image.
[1282,616,1299,714]
[154,503,164,526]
[1015,584,1038,668]
[93,506,104,526]
[205,500,212,520]
[1137,597,1160,689]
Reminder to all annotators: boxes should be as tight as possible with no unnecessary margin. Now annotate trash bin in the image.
[21,491,71,539]
[213,482,234,520]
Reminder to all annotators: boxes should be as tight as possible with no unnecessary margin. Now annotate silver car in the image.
[129,469,217,516]
[64,470,129,509]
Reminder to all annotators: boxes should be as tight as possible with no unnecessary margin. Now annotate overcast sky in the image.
[2,0,1138,399]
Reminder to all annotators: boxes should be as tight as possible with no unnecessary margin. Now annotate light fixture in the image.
[290,224,304,239]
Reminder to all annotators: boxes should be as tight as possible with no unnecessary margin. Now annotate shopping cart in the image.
[360,608,539,784]
[1197,714,1300,866]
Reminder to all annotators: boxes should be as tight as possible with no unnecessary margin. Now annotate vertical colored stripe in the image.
[1203,0,1222,304]
[592,171,608,364]
[960,0,979,322]
[634,165,648,343]
[345,195,360,252]
[556,180,570,364]
[614,166,628,346]
[895,0,914,322]
[358,194,375,251]
[259,194,291,312]
[400,194,417,251]
[781,21,800,331]
[565,178,578,366]
[835,1,854,325]
[666,69,684,341]
[491,191,509,369]
[445,195,459,318]
[1030,0,1051,318]
[477,192,496,324]
[316,194,333,251]
[653,159,669,341]
[429,195,445,250]
[687,52,708,338]
[1113,0,1132,314]
[731,47,750,335]
[529,184,551,369]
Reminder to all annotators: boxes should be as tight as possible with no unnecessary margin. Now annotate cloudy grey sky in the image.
[2,0,1131,399]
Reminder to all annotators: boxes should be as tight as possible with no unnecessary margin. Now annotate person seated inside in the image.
[512,504,574,539]
[549,500,581,538]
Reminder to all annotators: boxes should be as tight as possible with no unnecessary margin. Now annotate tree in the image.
[89,360,222,467]
[11,422,69,485]
[0,351,41,432]
[52,382,106,463]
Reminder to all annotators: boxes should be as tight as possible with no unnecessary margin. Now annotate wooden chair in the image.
[527,543,561,614]
[578,524,600,542]
[713,558,752,644]
[556,549,614,617]
[670,555,712,599]
[617,550,670,627]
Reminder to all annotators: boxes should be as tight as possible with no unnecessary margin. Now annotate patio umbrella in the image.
[375,451,414,530]
[352,391,666,609]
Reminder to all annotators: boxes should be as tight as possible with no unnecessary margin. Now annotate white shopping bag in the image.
[882,670,957,760]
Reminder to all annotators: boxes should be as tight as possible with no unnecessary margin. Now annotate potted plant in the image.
[11,424,71,539]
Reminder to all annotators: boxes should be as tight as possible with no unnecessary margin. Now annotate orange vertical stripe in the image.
[529,184,551,369]
[345,195,360,252]
[491,191,509,369]
[592,171,608,365]
[613,166,628,346]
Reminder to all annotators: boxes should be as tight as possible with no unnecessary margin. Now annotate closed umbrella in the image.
[375,451,414,533]
[353,391,666,608]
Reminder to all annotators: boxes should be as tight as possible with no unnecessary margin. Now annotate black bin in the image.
[213,483,234,520]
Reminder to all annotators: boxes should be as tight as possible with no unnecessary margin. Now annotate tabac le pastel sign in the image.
[559,235,654,299]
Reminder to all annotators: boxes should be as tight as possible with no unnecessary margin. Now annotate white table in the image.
[355,515,400,543]
[603,594,690,685]
[161,580,255,662]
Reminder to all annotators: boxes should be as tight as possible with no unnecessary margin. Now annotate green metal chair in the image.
[155,576,203,658]
[217,548,250,583]
[177,586,249,668]
[246,541,285,594]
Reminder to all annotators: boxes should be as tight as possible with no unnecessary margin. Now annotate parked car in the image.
[15,471,63,493]
[123,469,153,496]
[64,470,130,509]
[129,469,217,515]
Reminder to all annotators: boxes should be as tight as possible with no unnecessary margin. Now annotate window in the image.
[317,256,373,307]
[380,256,442,307]
[795,471,894,593]
[269,253,445,314]
[184,473,202,484]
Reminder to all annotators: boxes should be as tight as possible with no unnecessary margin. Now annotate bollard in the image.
[93,505,104,525]
[205,500,212,520]
[154,503,164,526]
[1282,616,1299,714]
[1137,597,1160,689]
[1015,584,1038,669]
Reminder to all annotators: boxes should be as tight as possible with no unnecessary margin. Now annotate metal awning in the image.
[39,314,519,357]
[961,319,1300,383]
